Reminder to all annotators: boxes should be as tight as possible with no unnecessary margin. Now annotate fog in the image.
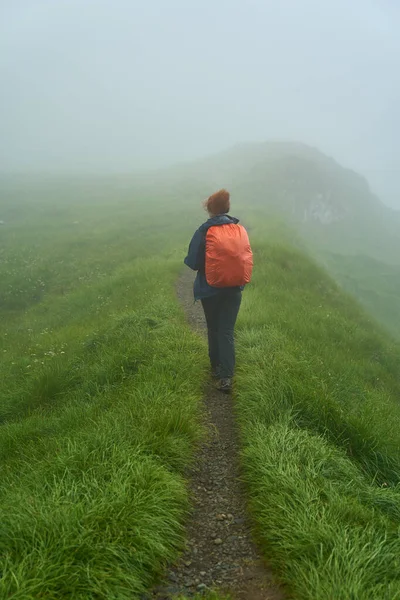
[1,0,399,206]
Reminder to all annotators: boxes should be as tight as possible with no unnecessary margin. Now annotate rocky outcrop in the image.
[301,192,349,224]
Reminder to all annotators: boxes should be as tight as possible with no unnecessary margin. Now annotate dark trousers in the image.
[201,290,242,379]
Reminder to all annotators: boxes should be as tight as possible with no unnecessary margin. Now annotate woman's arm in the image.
[184,228,205,271]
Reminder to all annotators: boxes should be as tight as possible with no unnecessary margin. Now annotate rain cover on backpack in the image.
[205,223,253,287]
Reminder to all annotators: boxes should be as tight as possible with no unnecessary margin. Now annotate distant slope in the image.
[322,252,400,340]
[165,141,400,338]
[169,141,400,265]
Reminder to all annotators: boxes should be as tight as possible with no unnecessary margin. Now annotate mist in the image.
[1,0,399,206]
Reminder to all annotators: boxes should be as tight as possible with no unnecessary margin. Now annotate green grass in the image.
[4,175,400,599]
[321,252,400,340]
[0,189,207,598]
[236,238,400,599]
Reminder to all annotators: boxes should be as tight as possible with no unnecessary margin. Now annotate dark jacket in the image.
[184,214,244,300]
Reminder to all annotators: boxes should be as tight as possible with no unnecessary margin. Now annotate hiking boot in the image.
[216,378,232,393]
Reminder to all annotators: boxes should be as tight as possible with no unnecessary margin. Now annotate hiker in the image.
[184,189,253,393]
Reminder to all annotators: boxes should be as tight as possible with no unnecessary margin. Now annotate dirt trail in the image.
[151,270,285,599]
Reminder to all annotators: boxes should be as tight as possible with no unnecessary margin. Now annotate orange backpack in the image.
[205,223,253,287]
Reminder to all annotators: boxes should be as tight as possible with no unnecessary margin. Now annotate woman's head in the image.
[204,189,230,216]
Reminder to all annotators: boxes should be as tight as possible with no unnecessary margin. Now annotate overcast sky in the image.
[1,0,399,206]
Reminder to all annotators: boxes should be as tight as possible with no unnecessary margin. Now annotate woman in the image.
[184,189,252,393]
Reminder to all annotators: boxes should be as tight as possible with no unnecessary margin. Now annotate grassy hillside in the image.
[322,252,400,340]
[236,234,400,599]
[3,175,400,599]
[169,141,400,259]
[0,186,207,598]
[166,142,400,339]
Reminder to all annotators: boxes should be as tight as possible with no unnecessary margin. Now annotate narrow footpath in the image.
[152,270,285,599]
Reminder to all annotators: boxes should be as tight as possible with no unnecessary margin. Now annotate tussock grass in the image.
[4,181,400,598]
[236,240,400,599]
[0,191,206,598]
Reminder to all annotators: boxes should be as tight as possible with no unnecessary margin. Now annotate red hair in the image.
[204,189,230,215]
